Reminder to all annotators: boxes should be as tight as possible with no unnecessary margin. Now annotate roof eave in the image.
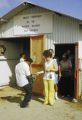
[0,1,81,25]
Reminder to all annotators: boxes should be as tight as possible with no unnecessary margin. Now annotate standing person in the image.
[49,49,60,100]
[65,50,74,97]
[60,54,72,97]
[37,50,58,105]
[15,56,33,108]
[20,52,26,62]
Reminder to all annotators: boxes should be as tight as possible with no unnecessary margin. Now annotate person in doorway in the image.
[15,56,33,108]
[60,54,73,98]
[20,52,26,62]
[37,50,58,105]
[65,50,74,62]
[65,50,74,98]
[49,49,61,100]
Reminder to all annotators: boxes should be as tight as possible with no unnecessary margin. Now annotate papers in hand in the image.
[37,71,44,74]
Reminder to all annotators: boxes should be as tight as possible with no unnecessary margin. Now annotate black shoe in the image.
[20,103,28,108]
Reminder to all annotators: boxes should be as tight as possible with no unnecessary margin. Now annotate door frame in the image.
[74,43,79,99]
[54,43,79,99]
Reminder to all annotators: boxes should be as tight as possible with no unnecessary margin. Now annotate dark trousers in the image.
[58,75,74,97]
[21,84,32,107]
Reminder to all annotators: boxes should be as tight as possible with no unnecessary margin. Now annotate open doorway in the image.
[55,44,75,98]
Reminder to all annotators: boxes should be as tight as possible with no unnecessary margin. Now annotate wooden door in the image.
[30,35,44,95]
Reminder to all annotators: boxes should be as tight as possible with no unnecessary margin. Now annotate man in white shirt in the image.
[15,56,33,108]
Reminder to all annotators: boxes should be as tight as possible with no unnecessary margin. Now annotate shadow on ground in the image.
[0,95,44,104]
[32,96,44,103]
[1,96,22,103]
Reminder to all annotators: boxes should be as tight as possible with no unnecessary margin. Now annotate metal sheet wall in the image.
[44,33,54,50]
[53,13,79,44]
[79,28,82,41]
[41,13,80,50]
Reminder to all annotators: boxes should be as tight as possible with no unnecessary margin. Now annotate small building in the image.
[0,1,82,99]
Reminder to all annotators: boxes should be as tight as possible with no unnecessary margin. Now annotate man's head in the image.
[62,54,67,61]
[25,56,33,66]
[20,52,26,59]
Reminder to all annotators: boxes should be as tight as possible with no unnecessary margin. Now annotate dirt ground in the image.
[0,86,82,120]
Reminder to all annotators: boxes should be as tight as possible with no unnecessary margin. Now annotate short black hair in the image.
[25,57,33,63]
[20,52,26,57]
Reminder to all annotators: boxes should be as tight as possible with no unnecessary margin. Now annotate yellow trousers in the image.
[43,80,55,105]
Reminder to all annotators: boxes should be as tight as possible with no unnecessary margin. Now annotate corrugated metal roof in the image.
[0,0,82,20]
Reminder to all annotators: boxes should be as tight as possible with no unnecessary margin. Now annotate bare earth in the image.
[0,86,82,120]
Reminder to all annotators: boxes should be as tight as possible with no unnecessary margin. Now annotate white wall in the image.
[0,6,51,38]
[0,19,14,38]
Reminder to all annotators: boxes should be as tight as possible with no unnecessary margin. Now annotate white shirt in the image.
[15,61,31,87]
[43,59,57,80]
[53,58,58,65]
[20,58,24,62]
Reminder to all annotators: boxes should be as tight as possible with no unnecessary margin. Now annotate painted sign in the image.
[14,13,53,35]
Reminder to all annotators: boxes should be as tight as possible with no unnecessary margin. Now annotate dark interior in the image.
[55,44,75,97]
